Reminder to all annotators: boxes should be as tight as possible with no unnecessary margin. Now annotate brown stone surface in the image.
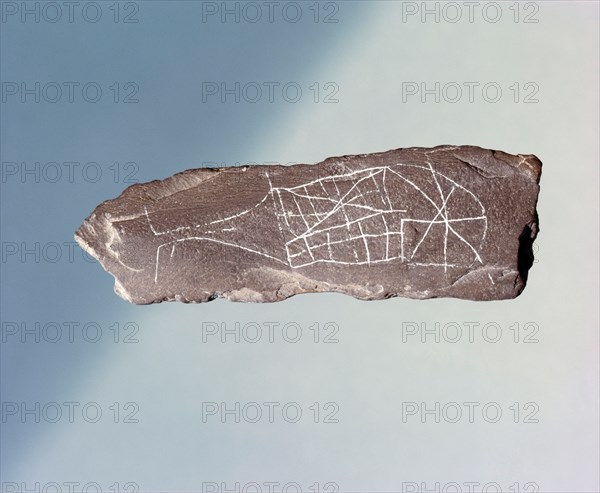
[75,145,541,304]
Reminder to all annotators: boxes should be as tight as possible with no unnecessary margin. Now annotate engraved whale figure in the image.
[138,163,487,283]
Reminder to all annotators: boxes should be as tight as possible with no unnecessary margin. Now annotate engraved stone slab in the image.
[75,145,541,304]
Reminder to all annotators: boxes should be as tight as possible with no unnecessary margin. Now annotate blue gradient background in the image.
[1,1,598,492]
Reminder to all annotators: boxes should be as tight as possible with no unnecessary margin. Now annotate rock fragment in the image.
[75,145,541,304]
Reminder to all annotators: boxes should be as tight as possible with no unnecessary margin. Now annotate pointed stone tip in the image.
[74,223,96,260]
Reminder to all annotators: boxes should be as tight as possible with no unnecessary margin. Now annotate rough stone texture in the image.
[75,145,541,304]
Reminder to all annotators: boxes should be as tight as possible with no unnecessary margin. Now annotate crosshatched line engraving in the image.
[143,162,488,283]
